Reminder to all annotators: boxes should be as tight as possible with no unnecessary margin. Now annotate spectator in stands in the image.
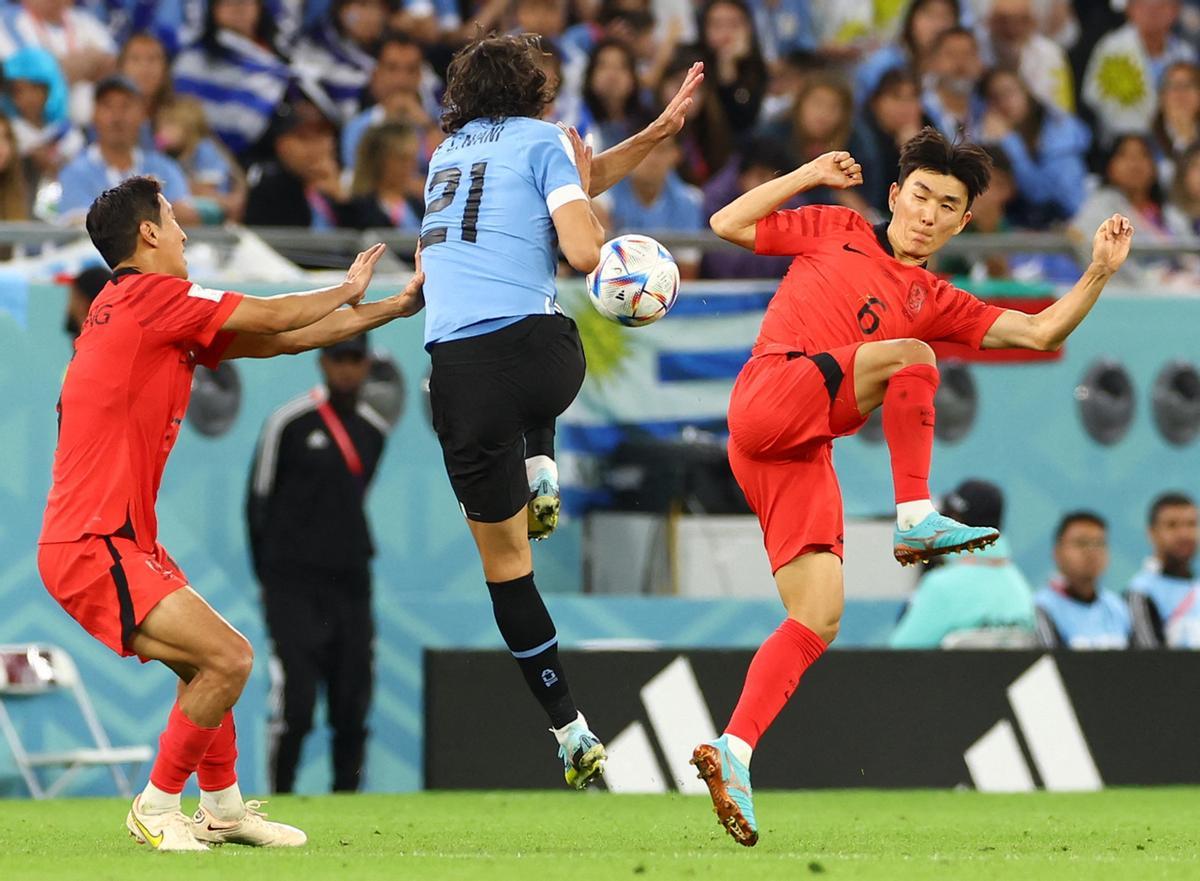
[244,96,349,229]
[173,0,294,158]
[0,0,117,126]
[1151,60,1200,184]
[855,0,959,108]
[1071,133,1191,280]
[979,0,1075,113]
[600,132,703,276]
[1035,511,1132,649]
[921,26,986,140]
[699,136,794,280]
[758,48,820,126]
[1082,0,1197,143]
[580,38,646,149]
[940,144,1018,280]
[1169,143,1200,236]
[56,75,197,226]
[1129,491,1200,648]
[976,67,1090,224]
[890,479,1036,649]
[657,50,731,186]
[854,68,929,217]
[0,114,28,235]
[3,47,82,193]
[746,0,816,67]
[154,96,247,224]
[117,31,172,137]
[700,0,767,133]
[292,0,390,123]
[341,32,440,174]
[342,122,424,235]
[62,264,111,339]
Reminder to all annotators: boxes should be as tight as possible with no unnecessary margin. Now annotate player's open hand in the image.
[559,124,593,195]
[805,151,863,190]
[343,242,387,305]
[1091,213,1134,274]
[395,243,426,317]
[648,62,704,139]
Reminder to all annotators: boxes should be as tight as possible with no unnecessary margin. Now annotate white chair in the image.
[940,628,1040,650]
[0,644,152,799]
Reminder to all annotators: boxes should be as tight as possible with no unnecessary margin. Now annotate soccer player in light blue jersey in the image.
[420,34,702,788]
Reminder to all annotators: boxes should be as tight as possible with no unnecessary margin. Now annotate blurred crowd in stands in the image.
[0,0,1198,284]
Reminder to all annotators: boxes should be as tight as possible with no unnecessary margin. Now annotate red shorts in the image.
[727,344,867,571]
[37,535,189,659]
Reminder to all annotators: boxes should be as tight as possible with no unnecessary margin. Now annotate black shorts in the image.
[429,314,586,522]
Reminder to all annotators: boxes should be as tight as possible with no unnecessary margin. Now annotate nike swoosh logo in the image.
[843,243,870,257]
[133,815,164,848]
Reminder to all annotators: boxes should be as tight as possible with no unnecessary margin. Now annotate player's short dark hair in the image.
[441,34,553,134]
[1055,511,1107,543]
[85,175,163,269]
[897,126,992,207]
[1149,491,1196,527]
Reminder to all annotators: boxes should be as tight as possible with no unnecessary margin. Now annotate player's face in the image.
[1150,504,1198,568]
[887,172,972,260]
[1055,522,1109,588]
[149,193,189,277]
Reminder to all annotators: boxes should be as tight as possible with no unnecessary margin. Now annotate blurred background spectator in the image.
[61,263,110,339]
[343,121,424,237]
[890,479,1036,649]
[1035,511,1132,649]
[922,25,985,139]
[1128,492,1200,648]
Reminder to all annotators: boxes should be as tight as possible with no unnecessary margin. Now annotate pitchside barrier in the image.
[425,650,1200,792]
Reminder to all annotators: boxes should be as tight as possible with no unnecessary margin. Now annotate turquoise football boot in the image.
[556,717,606,789]
[893,511,999,566]
[691,735,758,847]
[527,467,560,541]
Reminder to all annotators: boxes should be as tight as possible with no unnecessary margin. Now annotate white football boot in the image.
[191,800,308,847]
[126,795,210,852]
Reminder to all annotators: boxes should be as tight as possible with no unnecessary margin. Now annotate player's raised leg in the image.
[692,551,839,846]
[469,512,606,788]
[525,423,560,541]
[852,339,999,564]
[127,588,305,849]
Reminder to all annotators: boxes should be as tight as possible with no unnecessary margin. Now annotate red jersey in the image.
[751,205,1004,356]
[39,271,242,549]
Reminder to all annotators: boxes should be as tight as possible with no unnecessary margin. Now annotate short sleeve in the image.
[133,274,244,349]
[753,205,868,256]
[196,330,237,368]
[529,127,585,213]
[924,280,1005,349]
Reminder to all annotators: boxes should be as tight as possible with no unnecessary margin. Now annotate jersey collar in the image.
[112,266,142,281]
[873,221,928,268]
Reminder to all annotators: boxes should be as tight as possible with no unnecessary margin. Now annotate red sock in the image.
[197,710,239,792]
[149,703,222,794]
[882,363,940,504]
[725,619,828,748]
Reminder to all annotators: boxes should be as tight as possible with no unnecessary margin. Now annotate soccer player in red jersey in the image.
[37,176,424,851]
[690,129,1134,846]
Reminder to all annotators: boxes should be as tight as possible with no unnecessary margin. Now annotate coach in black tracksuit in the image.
[247,333,388,792]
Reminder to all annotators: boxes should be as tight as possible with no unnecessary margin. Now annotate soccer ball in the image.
[586,234,680,327]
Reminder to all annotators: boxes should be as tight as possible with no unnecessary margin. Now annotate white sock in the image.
[725,734,753,769]
[896,499,936,531]
[550,711,586,745]
[138,781,182,815]
[200,782,245,821]
[526,455,558,487]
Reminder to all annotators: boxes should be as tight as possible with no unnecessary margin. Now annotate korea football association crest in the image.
[905,282,927,319]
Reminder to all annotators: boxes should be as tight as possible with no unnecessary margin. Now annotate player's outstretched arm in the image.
[554,127,605,273]
[588,62,704,197]
[221,248,426,359]
[981,214,1133,351]
[709,151,863,250]
[219,243,388,336]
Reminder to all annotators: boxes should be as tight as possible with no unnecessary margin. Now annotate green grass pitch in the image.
[2,789,1198,880]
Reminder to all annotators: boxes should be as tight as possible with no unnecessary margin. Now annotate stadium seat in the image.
[0,644,152,799]
[940,628,1040,650]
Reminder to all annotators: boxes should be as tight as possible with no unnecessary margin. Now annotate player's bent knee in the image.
[210,635,254,690]
[895,338,936,368]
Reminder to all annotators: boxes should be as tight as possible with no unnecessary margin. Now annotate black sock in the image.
[524,426,555,461]
[486,572,578,728]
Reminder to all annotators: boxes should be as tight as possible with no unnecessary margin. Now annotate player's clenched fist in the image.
[803,151,864,190]
[1091,213,1134,275]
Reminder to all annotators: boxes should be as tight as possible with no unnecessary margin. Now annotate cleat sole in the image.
[528,494,560,542]
[690,745,758,847]
[566,743,607,789]
[893,532,999,567]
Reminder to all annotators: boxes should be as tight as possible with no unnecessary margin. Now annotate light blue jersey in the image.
[1129,561,1200,648]
[1035,579,1131,649]
[420,117,586,348]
